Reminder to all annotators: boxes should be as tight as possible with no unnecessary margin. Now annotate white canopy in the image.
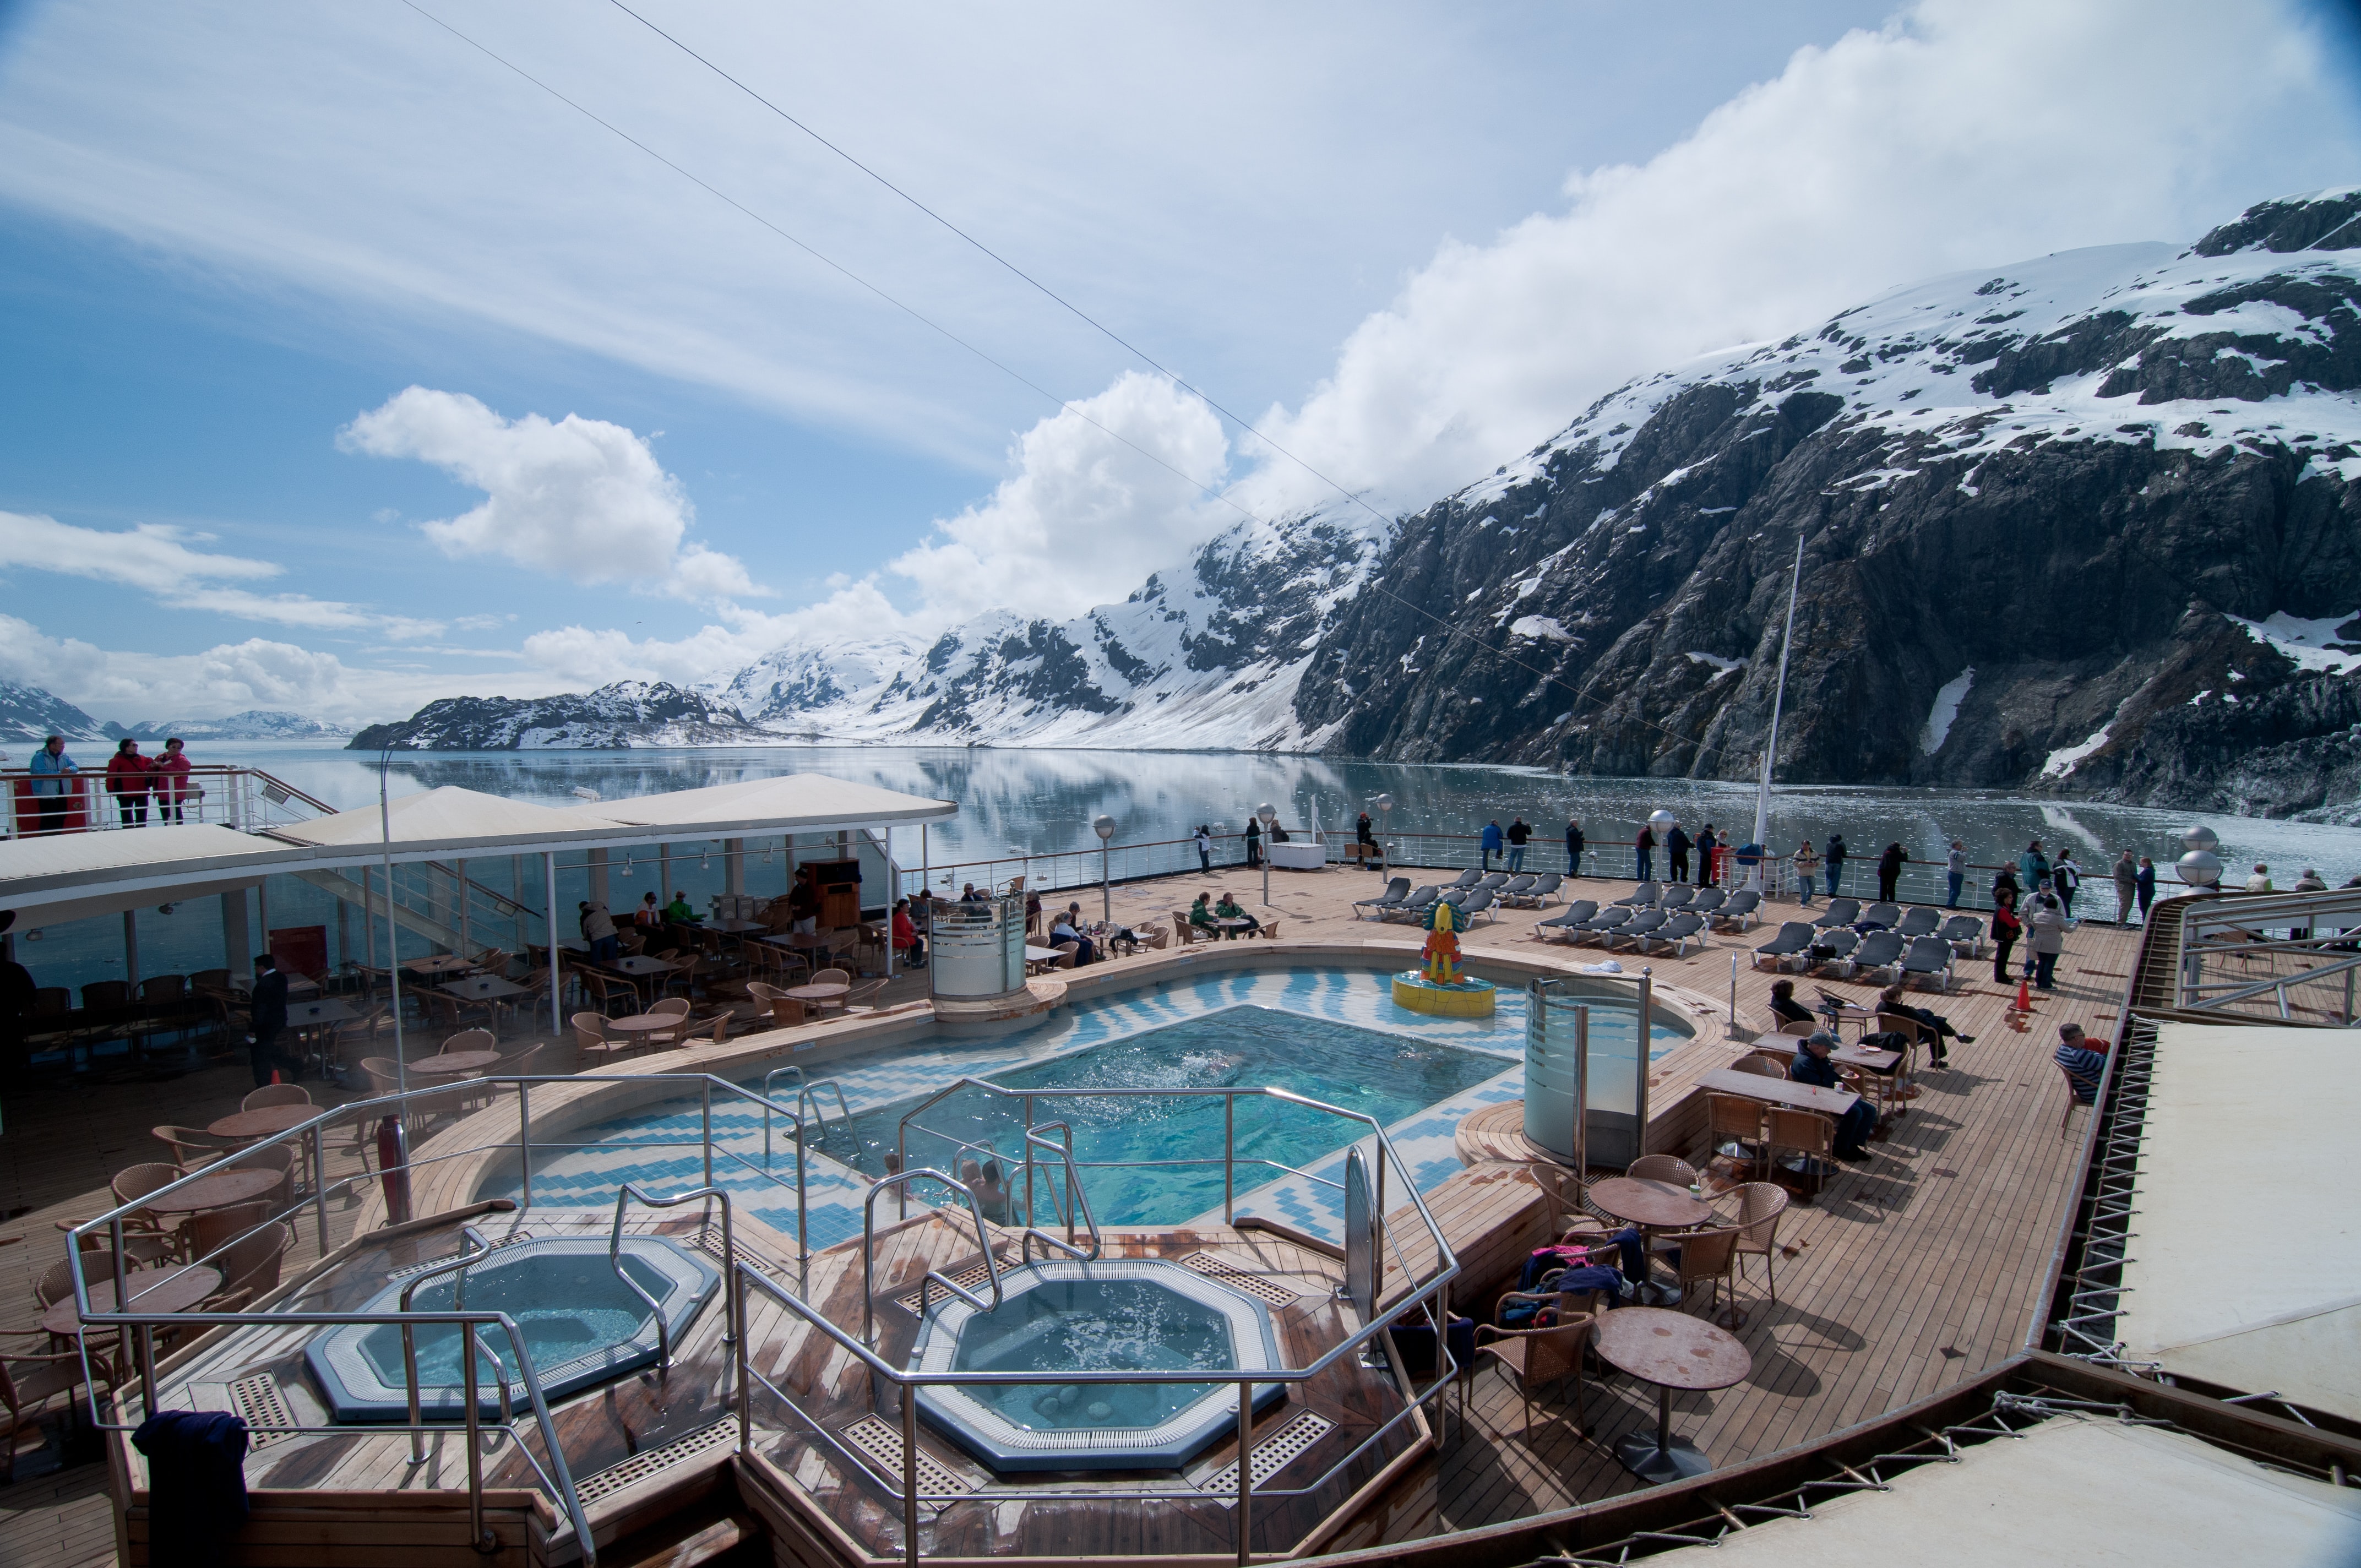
[1649,1415,2360,1565]
[2117,1022,2361,1421]
[272,786,631,858]
[0,823,306,917]
[565,773,954,837]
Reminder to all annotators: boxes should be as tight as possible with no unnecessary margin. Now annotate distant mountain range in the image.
[93,190,2361,821]
[0,684,347,748]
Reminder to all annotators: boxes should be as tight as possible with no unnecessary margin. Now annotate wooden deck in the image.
[2,862,2141,1563]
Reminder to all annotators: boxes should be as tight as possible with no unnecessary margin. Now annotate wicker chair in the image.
[240,1084,312,1113]
[151,1126,227,1175]
[1627,1155,1697,1188]
[1473,1299,1596,1437]
[1705,1093,1770,1177]
[1664,1226,1743,1324]
[1767,1107,1837,1196]
[1730,1183,1790,1304]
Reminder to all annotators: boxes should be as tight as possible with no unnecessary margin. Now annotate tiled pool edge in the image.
[371,939,1727,1234]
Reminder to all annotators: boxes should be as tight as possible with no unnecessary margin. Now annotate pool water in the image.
[808,1004,1506,1226]
[353,1253,674,1390]
[955,1278,1233,1431]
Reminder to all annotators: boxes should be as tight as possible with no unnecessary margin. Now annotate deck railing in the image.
[2,763,332,836]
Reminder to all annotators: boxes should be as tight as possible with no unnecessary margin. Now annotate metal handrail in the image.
[862,1169,1003,1345]
[610,1182,739,1366]
[397,1224,512,1455]
[1018,1123,1098,1263]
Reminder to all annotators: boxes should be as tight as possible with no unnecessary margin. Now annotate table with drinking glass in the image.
[1587,1176,1720,1306]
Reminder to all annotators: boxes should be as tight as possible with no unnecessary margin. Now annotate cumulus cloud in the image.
[518,580,917,690]
[1233,0,2361,515]
[338,388,766,601]
[885,372,1233,623]
[0,509,442,635]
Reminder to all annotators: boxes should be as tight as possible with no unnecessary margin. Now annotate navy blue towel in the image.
[132,1410,250,1567]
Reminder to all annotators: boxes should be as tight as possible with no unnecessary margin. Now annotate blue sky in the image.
[1,0,2356,726]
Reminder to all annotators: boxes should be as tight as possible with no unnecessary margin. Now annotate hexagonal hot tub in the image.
[306,1236,720,1423]
[911,1260,1285,1473]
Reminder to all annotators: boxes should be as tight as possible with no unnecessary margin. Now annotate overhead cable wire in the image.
[395,0,1753,769]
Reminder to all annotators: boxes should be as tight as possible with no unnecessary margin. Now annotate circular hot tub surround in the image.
[305,1235,720,1423]
[911,1259,1286,1473]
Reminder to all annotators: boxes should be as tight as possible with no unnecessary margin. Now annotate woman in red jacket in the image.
[105,738,153,827]
[151,737,194,823]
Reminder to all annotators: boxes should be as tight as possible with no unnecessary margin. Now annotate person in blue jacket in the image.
[1479,819,1504,871]
[28,734,79,835]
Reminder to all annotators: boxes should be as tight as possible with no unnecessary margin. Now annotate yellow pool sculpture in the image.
[1392,899,1495,1016]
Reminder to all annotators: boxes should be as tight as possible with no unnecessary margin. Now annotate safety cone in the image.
[2013,977,2033,1014]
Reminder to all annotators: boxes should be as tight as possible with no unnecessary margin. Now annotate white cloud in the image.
[0,509,442,635]
[338,387,766,601]
[518,581,916,690]
[885,372,1233,623]
[1233,0,2361,515]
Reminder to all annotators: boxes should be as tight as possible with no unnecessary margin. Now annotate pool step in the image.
[601,1510,762,1568]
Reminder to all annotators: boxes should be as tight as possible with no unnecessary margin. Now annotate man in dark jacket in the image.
[1504,816,1531,872]
[1694,825,1717,885]
[1824,834,1847,896]
[1790,1032,1875,1161]
[248,953,290,1088]
[1565,819,1585,879]
[1666,823,1692,883]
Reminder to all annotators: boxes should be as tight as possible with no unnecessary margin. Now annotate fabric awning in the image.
[2115,1021,2361,1422]
[271,785,632,858]
[564,772,955,837]
[0,823,307,914]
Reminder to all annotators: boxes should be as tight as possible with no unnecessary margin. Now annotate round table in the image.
[1591,1306,1751,1483]
[133,1168,283,1217]
[1589,1178,1718,1305]
[608,1013,683,1039]
[410,1049,505,1076]
[1215,918,1256,940]
[402,955,478,977]
[781,982,850,1011]
[42,1265,222,1337]
[206,1104,316,1142]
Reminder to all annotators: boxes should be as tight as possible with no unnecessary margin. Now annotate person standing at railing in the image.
[1196,824,1214,873]
[1244,816,1262,869]
[1877,842,1905,903]
[2136,857,2156,918]
[1792,840,1819,906]
[26,734,78,835]
[1634,822,1655,882]
[106,737,152,827]
[1479,819,1503,871]
[152,737,194,823]
[1505,816,1530,872]
[1695,824,1718,886]
[1947,841,1968,908]
[1354,812,1376,868]
[2054,850,2083,917]
[1667,822,1692,883]
[1565,817,1585,879]
[2113,850,2139,925]
[1823,832,1847,896]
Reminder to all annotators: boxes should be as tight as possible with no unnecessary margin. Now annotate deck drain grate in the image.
[227,1374,301,1450]
[894,1260,1006,1315]
[574,1419,737,1506]
[697,1230,781,1283]
[1201,1410,1333,1500]
[839,1416,972,1508]
[1179,1252,1299,1306]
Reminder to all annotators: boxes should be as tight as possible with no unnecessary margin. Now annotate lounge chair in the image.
[1637,911,1706,956]
[1657,885,1696,912]
[1689,886,1727,917]
[1449,868,1484,890]
[1497,874,1538,906]
[1862,902,1902,929]
[1896,906,1941,940]
[1901,934,1955,991]
[1476,872,1510,891]
[1354,877,1412,919]
[1940,915,1985,957]
[1806,927,1860,977]
[1458,888,1499,924]
[1713,890,1761,932]
[1525,872,1564,907]
[1533,900,1598,941]
[1614,881,1661,908]
[1753,921,1814,971]
[1606,910,1667,951]
[1811,899,1862,930]
[1571,907,1633,946]
[1440,888,1469,907]
[1852,929,1906,984]
[1385,886,1443,924]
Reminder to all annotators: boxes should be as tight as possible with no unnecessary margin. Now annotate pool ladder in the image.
[1016,1122,1100,1266]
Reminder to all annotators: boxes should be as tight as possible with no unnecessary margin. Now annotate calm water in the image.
[815,1006,1508,1226]
[19,739,2361,996]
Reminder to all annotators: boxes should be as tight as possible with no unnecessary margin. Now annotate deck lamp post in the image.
[1372,793,1394,878]
[376,743,411,1224]
[2175,825,2222,892]
[1092,814,1117,922]
[1256,803,1278,905]
[1648,809,1677,883]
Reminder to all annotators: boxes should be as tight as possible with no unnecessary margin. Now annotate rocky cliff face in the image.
[1292,189,2361,822]
[347,681,758,750]
[0,682,107,744]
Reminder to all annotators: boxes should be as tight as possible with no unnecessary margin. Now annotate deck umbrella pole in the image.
[378,745,411,1223]
[545,852,561,1036]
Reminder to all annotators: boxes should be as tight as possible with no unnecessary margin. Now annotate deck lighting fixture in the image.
[1256,802,1278,905]
[1092,814,1117,922]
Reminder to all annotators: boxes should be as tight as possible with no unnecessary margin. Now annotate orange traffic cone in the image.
[2013,977,2033,1014]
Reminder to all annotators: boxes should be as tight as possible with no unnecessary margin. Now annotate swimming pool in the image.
[500,966,1687,1249]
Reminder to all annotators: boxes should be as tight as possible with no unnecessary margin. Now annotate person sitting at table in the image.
[1048,906,1095,964]
[1214,890,1260,935]
[891,899,926,968]
[1875,982,1972,1068]
[663,890,697,923]
[960,882,986,902]
[1789,1031,1875,1163]
[1189,892,1221,936]
[1766,978,1813,1030]
[579,901,620,963]
[634,891,663,929]
[2053,1023,2108,1103]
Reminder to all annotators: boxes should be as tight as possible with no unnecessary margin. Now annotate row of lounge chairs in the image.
[1530,900,1716,955]
[1354,869,1566,923]
[1751,914,1983,989]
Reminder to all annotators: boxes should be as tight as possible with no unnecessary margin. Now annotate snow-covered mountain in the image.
[1296,187,2361,819]
[348,682,760,750]
[0,682,107,745]
[110,710,350,741]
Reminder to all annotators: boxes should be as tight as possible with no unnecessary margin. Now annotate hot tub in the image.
[911,1260,1285,1473]
[306,1235,720,1423]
